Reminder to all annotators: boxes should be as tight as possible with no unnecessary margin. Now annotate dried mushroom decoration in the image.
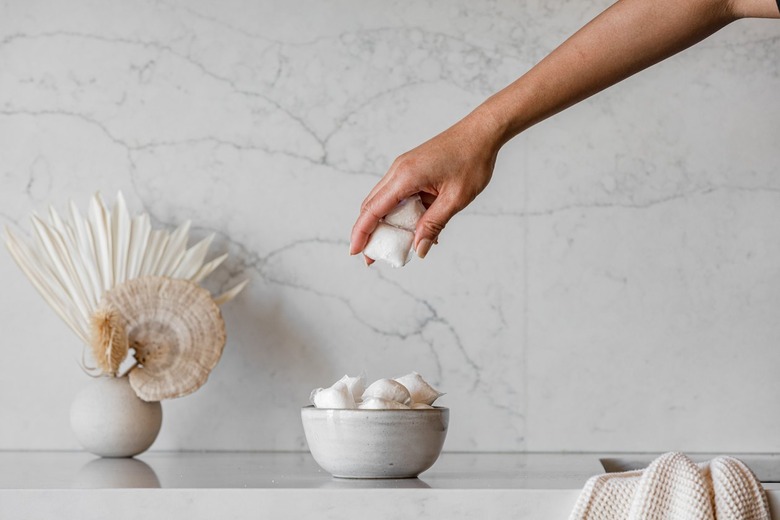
[99,277,226,401]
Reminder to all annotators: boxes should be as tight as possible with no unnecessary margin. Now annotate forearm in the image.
[477,0,779,144]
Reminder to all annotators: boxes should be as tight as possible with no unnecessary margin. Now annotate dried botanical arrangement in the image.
[4,191,247,401]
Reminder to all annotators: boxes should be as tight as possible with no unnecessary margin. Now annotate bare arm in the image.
[485,0,779,142]
[350,0,779,261]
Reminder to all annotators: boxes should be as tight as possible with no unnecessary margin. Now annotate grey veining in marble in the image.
[0,1,778,453]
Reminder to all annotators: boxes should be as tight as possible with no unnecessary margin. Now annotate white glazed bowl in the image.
[301,406,449,479]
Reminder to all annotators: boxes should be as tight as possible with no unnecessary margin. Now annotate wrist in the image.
[463,98,513,156]
[470,80,539,149]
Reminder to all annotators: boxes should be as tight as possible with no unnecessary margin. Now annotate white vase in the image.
[70,375,162,458]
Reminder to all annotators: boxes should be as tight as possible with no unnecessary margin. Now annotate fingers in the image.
[359,155,404,209]
[360,172,393,210]
[350,159,405,256]
[413,193,461,259]
[350,180,416,255]
[418,192,437,208]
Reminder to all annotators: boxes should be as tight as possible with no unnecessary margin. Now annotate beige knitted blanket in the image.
[570,452,771,520]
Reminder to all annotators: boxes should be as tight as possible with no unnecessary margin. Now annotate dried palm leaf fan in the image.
[3,191,247,399]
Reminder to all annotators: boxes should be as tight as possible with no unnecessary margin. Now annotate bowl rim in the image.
[301,404,448,412]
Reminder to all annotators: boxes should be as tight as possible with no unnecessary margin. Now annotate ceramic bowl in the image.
[301,406,449,479]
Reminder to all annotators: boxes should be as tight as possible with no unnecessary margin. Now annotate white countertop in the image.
[3,452,780,519]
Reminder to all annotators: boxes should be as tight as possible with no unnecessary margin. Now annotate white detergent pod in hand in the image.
[394,372,444,406]
[363,222,414,268]
[311,381,356,409]
[362,378,412,405]
[359,397,410,410]
[337,374,366,403]
[383,194,426,232]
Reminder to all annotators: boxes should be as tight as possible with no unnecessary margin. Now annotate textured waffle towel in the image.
[569,452,771,520]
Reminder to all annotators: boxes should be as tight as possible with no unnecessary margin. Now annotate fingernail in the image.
[364,256,371,266]
[416,238,433,259]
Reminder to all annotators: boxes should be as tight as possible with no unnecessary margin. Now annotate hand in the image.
[350,0,778,265]
[350,108,503,262]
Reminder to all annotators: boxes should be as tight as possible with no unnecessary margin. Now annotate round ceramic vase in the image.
[70,376,162,457]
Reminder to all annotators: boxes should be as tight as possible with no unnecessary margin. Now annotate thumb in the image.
[414,194,459,259]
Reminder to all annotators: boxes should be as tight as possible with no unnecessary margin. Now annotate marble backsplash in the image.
[0,0,778,452]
